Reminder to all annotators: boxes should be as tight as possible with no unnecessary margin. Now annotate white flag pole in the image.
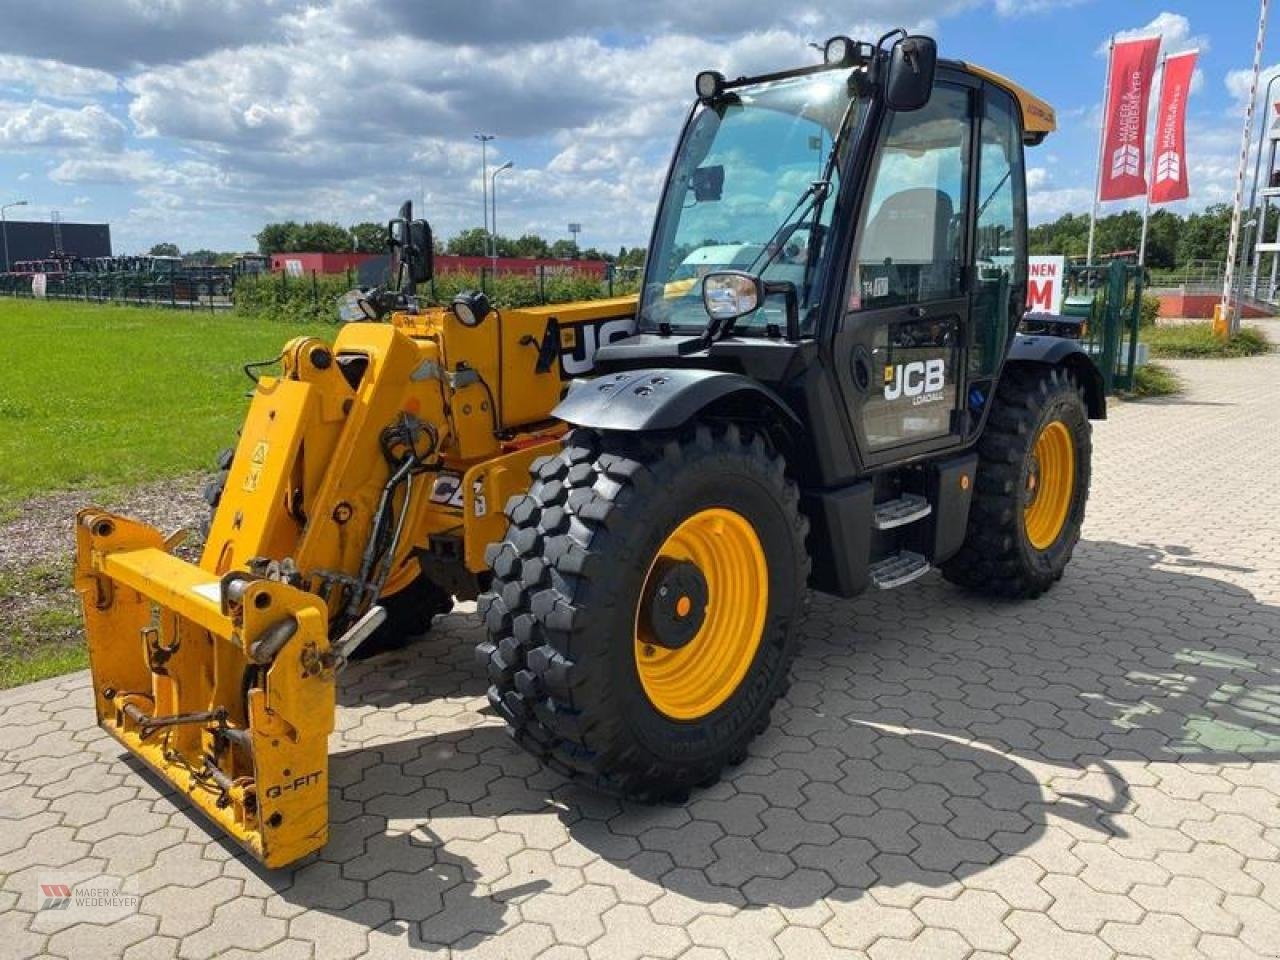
[1138,52,1168,268]
[1088,35,1116,266]
[1222,0,1270,335]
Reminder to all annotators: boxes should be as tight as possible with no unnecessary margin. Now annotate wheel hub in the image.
[633,507,769,721]
[641,559,708,651]
[1024,420,1075,550]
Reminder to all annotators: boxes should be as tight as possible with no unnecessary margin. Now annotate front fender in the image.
[553,368,802,433]
[1006,334,1107,419]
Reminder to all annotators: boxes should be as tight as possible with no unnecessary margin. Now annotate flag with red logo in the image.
[1098,36,1162,201]
[1149,50,1199,204]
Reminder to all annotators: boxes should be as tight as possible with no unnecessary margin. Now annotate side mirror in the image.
[884,35,936,112]
[408,220,433,284]
[690,165,724,202]
[702,270,762,323]
[387,200,434,290]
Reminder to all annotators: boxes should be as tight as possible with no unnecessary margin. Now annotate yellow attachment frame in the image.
[75,512,334,867]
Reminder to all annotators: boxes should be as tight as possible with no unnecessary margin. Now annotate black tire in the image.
[941,365,1091,599]
[199,446,451,659]
[477,423,810,801]
[349,575,453,660]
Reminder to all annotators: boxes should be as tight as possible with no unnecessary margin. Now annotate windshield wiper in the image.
[746,180,830,276]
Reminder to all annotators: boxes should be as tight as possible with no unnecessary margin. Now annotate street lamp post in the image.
[474,133,495,257]
[490,161,513,266]
[2,199,29,273]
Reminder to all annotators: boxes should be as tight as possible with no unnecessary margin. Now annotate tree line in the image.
[250,220,648,268]
[1029,203,1276,270]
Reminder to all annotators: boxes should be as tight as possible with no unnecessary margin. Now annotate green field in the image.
[0,299,330,511]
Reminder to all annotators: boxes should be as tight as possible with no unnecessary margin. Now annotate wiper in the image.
[746,179,830,276]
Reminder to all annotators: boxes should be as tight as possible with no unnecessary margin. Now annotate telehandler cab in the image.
[75,31,1101,868]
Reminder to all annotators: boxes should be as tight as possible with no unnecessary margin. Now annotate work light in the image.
[452,290,491,328]
[824,36,855,66]
[695,70,725,101]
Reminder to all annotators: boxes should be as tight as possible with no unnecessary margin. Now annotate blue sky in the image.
[0,1,1272,255]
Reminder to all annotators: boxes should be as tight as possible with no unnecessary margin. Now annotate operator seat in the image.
[859,188,955,302]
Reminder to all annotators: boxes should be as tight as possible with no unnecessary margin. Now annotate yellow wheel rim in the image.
[634,508,769,721]
[1024,420,1076,550]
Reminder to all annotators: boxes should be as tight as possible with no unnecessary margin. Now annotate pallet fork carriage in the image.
[75,31,1102,868]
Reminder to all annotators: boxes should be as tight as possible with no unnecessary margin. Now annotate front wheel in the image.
[479,424,810,800]
[941,365,1091,598]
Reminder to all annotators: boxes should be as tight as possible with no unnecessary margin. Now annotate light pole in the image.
[490,161,513,263]
[2,199,29,273]
[474,133,495,256]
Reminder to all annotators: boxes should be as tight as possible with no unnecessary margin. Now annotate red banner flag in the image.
[1149,50,1198,204]
[1099,36,1162,201]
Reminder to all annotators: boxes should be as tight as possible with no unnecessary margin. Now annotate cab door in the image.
[832,81,977,465]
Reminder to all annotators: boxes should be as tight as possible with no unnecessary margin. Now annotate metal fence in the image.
[0,272,233,310]
[1061,260,1145,393]
[0,263,645,313]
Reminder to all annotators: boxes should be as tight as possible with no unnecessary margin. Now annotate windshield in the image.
[639,69,866,335]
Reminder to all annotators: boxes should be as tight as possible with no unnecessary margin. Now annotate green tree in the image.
[510,233,551,258]
[256,221,300,255]
[183,248,219,265]
[148,242,180,256]
[550,239,579,259]
[349,221,387,253]
[293,221,353,253]
[445,228,490,256]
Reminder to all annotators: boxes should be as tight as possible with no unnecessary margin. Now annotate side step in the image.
[872,494,932,530]
[869,550,931,590]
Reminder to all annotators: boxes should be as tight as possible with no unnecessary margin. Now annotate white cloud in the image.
[0,55,118,99]
[1099,12,1208,57]
[0,100,125,149]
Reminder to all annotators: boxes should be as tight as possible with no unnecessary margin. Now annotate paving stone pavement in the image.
[3,325,1279,959]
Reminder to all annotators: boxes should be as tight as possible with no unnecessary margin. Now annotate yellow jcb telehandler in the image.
[75,31,1102,868]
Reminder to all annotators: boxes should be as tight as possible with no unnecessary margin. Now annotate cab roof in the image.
[951,61,1056,145]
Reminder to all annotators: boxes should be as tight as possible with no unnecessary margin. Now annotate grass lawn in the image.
[0,560,85,688]
[0,299,331,512]
[1143,322,1271,359]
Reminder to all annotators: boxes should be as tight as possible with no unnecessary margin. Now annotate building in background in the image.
[2,220,111,270]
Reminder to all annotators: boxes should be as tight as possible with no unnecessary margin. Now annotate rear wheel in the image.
[479,424,809,800]
[941,365,1091,598]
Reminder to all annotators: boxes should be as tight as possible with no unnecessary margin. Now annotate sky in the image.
[0,0,1275,255]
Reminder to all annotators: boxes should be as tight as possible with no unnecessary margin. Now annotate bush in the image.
[232,269,641,323]
[1139,293,1160,327]
[1143,323,1271,358]
[1127,362,1182,398]
[233,270,356,323]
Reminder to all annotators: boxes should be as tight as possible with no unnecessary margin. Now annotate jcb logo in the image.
[884,359,945,400]
[560,317,635,376]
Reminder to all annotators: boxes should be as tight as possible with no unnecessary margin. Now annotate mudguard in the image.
[553,367,803,433]
[1006,333,1106,419]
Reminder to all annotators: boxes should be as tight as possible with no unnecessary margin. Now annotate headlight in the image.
[452,290,491,328]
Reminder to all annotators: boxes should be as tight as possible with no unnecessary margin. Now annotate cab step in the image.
[872,494,932,530]
[869,550,931,590]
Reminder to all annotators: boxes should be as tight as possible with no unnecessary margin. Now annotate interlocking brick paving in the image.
[3,323,1278,959]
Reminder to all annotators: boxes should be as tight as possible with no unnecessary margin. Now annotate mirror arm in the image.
[763,281,801,341]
